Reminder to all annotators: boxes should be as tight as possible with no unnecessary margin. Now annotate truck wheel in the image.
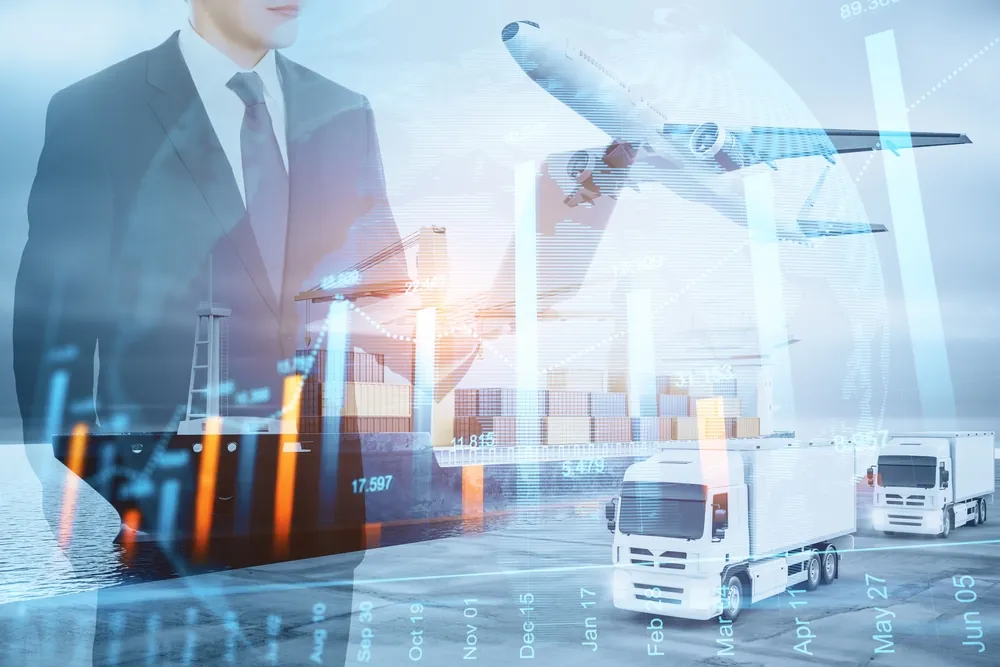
[938,509,952,539]
[804,552,821,591]
[820,545,838,585]
[721,575,743,622]
[980,500,988,525]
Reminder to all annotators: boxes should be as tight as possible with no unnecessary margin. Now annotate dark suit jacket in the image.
[14,31,409,443]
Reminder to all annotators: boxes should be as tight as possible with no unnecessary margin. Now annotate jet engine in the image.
[689,121,727,157]
[688,122,751,171]
[567,150,594,182]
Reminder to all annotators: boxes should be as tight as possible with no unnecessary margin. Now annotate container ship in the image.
[51,347,772,568]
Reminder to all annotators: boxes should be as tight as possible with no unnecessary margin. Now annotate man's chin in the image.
[266,22,300,49]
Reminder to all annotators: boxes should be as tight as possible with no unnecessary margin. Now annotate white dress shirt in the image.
[178,21,289,202]
[178,21,289,301]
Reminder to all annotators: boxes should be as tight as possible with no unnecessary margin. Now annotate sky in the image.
[0,0,997,439]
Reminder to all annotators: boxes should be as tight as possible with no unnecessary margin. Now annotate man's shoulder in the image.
[48,47,151,120]
[279,56,372,116]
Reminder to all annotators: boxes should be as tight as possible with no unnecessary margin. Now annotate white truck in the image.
[867,431,995,538]
[605,438,856,621]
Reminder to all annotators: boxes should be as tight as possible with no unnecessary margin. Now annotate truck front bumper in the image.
[872,506,943,535]
[612,567,721,620]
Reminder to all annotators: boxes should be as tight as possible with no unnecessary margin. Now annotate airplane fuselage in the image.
[502,21,747,221]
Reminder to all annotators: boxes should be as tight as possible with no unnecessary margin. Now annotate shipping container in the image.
[690,396,742,418]
[713,378,738,397]
[490,416,545,447]
[632,417,672,441]
[671,417,699,441]
[298,416,412,433]
[655,375,690,396]
[298,379,323,417]
[324,383,411,417]
[341,417,412,433]
[734,417,761,438]
[589,392,628,417]
[546,369,608,392]
[295,349,385,384]
[592,417,631,443]
[454,389,479,417]
[477,388,548,417]
[547,391,590,416]
[657,395,690,417]
[452,416,497,447]
[545,417,592,445]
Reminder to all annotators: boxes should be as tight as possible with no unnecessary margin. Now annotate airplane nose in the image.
[502,20,539,42]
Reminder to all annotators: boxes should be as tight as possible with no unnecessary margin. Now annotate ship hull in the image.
[52,429,648,567]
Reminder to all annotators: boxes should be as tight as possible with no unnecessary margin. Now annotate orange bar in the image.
[696,397,730,489]
[273,375,303,560]
[462,465,484,519]
[364,522,382,549]
[121,509,141,564]
[58,423,89,550]
[192,417,221,563]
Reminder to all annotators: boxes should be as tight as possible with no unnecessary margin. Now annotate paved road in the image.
[3,503,999,666]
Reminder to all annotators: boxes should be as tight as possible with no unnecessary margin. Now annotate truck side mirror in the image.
[941,469,950,489]
[607,520,616,533]
[605,498,617,521]
[712,507,728,540]
[866,467,875,487]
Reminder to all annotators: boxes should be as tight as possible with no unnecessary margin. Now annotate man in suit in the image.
[12,1,470,664]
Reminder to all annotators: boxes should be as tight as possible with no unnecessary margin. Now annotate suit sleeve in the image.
[349,98,480,398]
[13,90,112,445]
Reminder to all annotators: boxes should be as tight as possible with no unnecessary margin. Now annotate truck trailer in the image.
[605,438,856,621]
[867,431,995,538]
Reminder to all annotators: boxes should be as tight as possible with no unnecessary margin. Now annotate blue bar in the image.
[319,300,349,525]
[746,172,796,434]
[157,479,180,548]
[235,433,257,536]
[413,308,436,434]
[626,289,657,417]
[515,161,541,507]
[866,30,956,428]
[44,369,69,444]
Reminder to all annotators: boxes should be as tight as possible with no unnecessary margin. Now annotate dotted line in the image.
[853,35,998,184]
[907,37,999,114]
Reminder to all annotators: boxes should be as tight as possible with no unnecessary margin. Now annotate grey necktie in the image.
[227,71,289,305]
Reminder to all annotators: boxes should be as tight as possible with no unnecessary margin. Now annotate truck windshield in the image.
[877,455,937,489]
[617,482,706,540]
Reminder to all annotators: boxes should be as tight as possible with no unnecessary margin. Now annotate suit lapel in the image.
[146,32,280,319]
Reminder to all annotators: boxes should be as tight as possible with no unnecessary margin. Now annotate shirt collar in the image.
[178,20,283,102]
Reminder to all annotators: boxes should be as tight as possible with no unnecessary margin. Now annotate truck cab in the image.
[868,432,994,538]
[605,449,750,620]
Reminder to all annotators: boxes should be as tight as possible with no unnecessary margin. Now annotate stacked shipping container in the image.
[447,368,760,447]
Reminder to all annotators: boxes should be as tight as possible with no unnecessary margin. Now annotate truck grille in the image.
[633,582,683,604]
[630,547,687,570]
[885,494,927,507]
[887,513,922,526]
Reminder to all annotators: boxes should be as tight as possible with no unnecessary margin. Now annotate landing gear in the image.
[820,545,838,585]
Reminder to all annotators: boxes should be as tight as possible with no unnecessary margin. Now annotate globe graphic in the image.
[398,9,892,456]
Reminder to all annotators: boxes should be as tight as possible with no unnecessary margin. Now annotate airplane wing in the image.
[663,122,971,172]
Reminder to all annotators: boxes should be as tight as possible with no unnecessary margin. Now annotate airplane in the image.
[501,20,972,241]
